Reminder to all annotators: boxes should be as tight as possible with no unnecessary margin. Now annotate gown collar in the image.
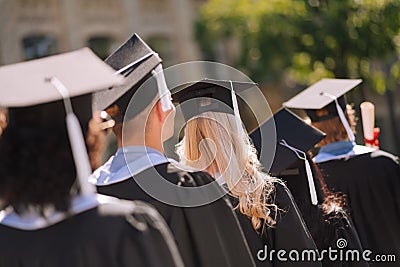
[91,146,170,186]
[313,141,375,163]
[0,194,99,230]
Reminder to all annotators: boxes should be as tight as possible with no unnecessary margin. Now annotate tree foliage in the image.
[196,0,400,93]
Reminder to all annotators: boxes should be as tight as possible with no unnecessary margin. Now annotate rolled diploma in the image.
[360,102,375,141]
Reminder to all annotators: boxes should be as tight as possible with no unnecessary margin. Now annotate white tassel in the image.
[66,113,94,195]
[229,80,244,138]
[279,140,318,205]
[49,77,95,196]
[322,92,355,143]
[152,64,174,112]
[304,160,318,205]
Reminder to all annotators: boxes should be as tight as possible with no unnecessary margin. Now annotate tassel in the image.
[49,77,95,196]
[66,113,94,195]
[229,80,245,138]
[152,64,174,112]
[279,140,318,205]
[322,92,355,143]
[304,160,318,205]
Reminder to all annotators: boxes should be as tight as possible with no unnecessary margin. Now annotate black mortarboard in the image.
[283,78,362,142]
[250,108,326,175]
[92,34,173,121]
[172,79,257,122]
[0,48,122,195]
[250,108,326,205]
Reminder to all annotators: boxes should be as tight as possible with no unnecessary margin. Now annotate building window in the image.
[88,36,117,60]
[22,35,58,60]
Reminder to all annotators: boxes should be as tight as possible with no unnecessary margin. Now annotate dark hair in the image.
[0,123,76,213]
[308,153,348,219]
[311,104,358,147]
[0,96,91,214]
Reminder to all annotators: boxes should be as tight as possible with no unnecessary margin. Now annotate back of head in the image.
[283,78,362,146]
[105,73,159,124]
[176,111,278,230]
[310,104,357,147]
[0,47,123,218]
[0,95,91,213]
[178,112,248,178]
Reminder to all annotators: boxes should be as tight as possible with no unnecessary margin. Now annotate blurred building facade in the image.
[0,0,204,65]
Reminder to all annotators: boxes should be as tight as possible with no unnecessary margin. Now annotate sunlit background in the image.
[1,0,399,155]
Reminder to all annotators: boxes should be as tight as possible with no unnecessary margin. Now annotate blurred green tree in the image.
[196,0,400,152]
[197,0,400,88]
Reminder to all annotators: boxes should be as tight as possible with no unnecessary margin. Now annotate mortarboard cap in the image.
[0,48,123,196]
[173,79,257,137]
[172,79,257,120]
[1,48,122,108]
[92,33,173,121]
[250,108,326,175]
[250,108,326,205]
[283,78,362,143]
[283,78,362,111]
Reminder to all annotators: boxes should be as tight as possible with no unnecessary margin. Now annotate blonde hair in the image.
[0,109,8,137]
[176,112,279,230]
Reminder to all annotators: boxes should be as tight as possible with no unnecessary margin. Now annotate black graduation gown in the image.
[316,150,400,266]
[0,199,181,267]
[97,162,256,267]
[231,182,322,267]
[279,159,370,267]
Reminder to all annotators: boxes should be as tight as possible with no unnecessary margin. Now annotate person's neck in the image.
[118,136,164,154]
[319,138,350,148]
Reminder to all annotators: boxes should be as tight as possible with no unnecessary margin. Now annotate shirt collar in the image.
[314,141,375,163]
[0,194,99,230]
[318,141,354,156]
[91,146,169,186]
[110,146,165,172]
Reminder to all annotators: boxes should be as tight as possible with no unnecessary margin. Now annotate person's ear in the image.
[154,100,166,123]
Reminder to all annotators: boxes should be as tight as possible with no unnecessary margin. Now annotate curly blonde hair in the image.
[0,109,8,137]
[176,112,279,230]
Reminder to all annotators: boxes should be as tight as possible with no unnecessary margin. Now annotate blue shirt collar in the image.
[109,146,165,172]
[318,141,354,156]
[91,146,169,186]
[314,141,375,163]
[0,194,99,230]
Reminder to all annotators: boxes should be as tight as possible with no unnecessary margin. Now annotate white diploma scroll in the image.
[360,102,375,142]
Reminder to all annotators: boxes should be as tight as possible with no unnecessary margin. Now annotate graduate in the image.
[174,79,322,266]
[284,78,400,266]
[251,108,369,266]
[91,34,256,267]
[0,49,184,267]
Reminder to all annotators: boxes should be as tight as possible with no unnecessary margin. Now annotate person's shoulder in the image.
[270,179,309,221]
[369,149,400,165]
[347,149,400,170]
[272,179,290,198]
[152,162,215,187]
[97,194,163,222]
[0,196,176,267]
[266,179,295,211]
